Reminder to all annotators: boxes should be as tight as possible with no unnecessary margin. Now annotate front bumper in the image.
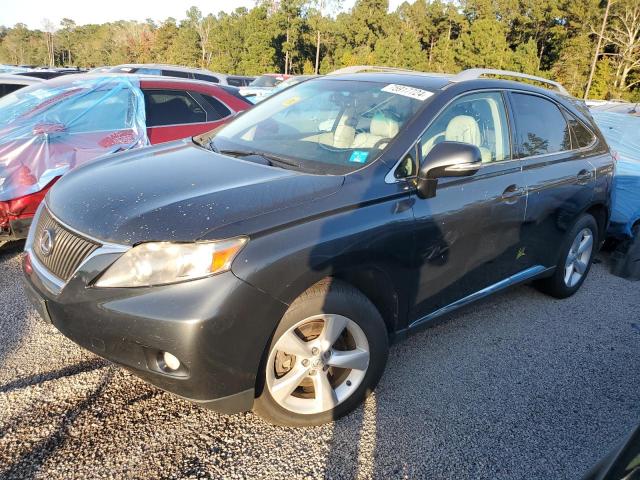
[22,245,287,414]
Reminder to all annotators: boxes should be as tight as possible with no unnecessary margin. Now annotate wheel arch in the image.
[329,266,401,336]
[585,202,609,241]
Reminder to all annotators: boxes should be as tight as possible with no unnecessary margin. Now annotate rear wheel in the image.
[535,213,598,298]
[254,279,388,427]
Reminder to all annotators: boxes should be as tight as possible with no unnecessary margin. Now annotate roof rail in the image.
[328,65,420,76]
[451,68,570,96]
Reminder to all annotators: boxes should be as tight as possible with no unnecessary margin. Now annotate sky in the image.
[0,0,410,30]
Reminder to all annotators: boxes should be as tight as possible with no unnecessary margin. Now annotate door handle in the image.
[501,184,525,203]
[577,169,593,184]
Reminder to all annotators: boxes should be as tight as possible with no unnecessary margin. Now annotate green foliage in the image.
[456,18,512,70]
[552,34,593,98]
[0,0,638,99]
[590,57,615,100]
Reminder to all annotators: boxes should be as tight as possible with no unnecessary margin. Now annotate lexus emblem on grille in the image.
[39,229,55,257]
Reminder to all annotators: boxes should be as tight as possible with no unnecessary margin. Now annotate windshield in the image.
[210,79,429,174]
[249,75,282,88]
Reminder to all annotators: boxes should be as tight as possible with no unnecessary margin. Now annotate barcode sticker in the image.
[381,84,433,101]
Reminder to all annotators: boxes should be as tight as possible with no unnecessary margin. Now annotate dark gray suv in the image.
[23,68,614,426]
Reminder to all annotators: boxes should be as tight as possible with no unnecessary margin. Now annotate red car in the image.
[0,75,251,243]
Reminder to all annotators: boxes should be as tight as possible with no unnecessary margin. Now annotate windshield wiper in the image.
[217,149,302,169]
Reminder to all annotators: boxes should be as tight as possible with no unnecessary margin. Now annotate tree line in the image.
[0,0,638,100]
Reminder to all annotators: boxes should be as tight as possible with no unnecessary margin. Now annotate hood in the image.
[47,139,344,244]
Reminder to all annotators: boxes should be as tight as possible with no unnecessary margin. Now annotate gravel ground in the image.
[0,242,639,480]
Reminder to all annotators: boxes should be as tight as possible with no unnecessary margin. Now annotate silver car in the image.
[108,64,254,87]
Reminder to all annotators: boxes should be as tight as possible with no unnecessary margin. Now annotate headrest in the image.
[445,115,481,146]
[370,114,400,138]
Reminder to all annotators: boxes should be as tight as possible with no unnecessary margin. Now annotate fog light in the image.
[162,351,181,371]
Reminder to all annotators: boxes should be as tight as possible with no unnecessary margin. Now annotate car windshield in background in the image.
[249,75,281,87]
[210,79,428,174]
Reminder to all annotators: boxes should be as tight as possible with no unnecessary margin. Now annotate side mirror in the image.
[416,141,482,199]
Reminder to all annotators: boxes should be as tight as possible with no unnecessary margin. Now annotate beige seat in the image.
[304,109,357,148]
[444,115,491,162]
[352,115,400,149]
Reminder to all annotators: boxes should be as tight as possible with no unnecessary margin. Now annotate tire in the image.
[534,213,598,298]
[253,279,389,427]
[611,224,640,280]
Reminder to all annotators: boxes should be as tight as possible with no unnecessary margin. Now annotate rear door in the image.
[143,88,232,144]
[507,91,597,268]
[409,90,528,322]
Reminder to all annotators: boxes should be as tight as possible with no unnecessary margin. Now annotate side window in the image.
[194,73,219,83]
[161,69,190,79]
[227,77,243,87]
[143,89,206,127]
[418,91,510,165]
[193,93,231,120]
[563,111,596,149]
[510,93,571,157]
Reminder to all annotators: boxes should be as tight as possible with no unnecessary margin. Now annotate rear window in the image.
[161,70,190,79]
[249,75,282,88]
[227,77,244,87]
[511,93,572,158]
[136,67,162,76]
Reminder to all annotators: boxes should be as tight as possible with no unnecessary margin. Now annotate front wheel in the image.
[253,279,388,427]
[535,213,598,298]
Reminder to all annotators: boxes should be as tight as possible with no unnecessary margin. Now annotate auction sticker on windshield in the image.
[381,84,433,101]
[282,96,301,107]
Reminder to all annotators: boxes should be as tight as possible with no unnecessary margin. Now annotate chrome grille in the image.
[32,208,100,281]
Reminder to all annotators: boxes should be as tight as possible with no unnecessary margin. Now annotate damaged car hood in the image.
[46,139,344,244]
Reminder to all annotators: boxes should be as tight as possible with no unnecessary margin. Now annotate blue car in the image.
[590,107,640,277]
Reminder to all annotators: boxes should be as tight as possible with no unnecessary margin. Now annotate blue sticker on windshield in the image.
[349,151,369,164]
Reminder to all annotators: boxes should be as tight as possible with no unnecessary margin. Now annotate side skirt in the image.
[396,265,554,337]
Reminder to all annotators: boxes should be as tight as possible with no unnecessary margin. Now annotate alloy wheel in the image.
[265,314,370,415]
[564,227,594,287]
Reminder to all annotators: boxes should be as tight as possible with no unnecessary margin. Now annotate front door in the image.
[407,90,528,323]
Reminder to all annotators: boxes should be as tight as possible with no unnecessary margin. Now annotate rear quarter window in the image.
[194,92,231,120]
[563,111,596,149]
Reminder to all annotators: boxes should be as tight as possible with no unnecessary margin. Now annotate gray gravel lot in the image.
[0,242,639,480]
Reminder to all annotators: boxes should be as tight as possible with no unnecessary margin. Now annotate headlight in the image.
[95,237,247,288]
